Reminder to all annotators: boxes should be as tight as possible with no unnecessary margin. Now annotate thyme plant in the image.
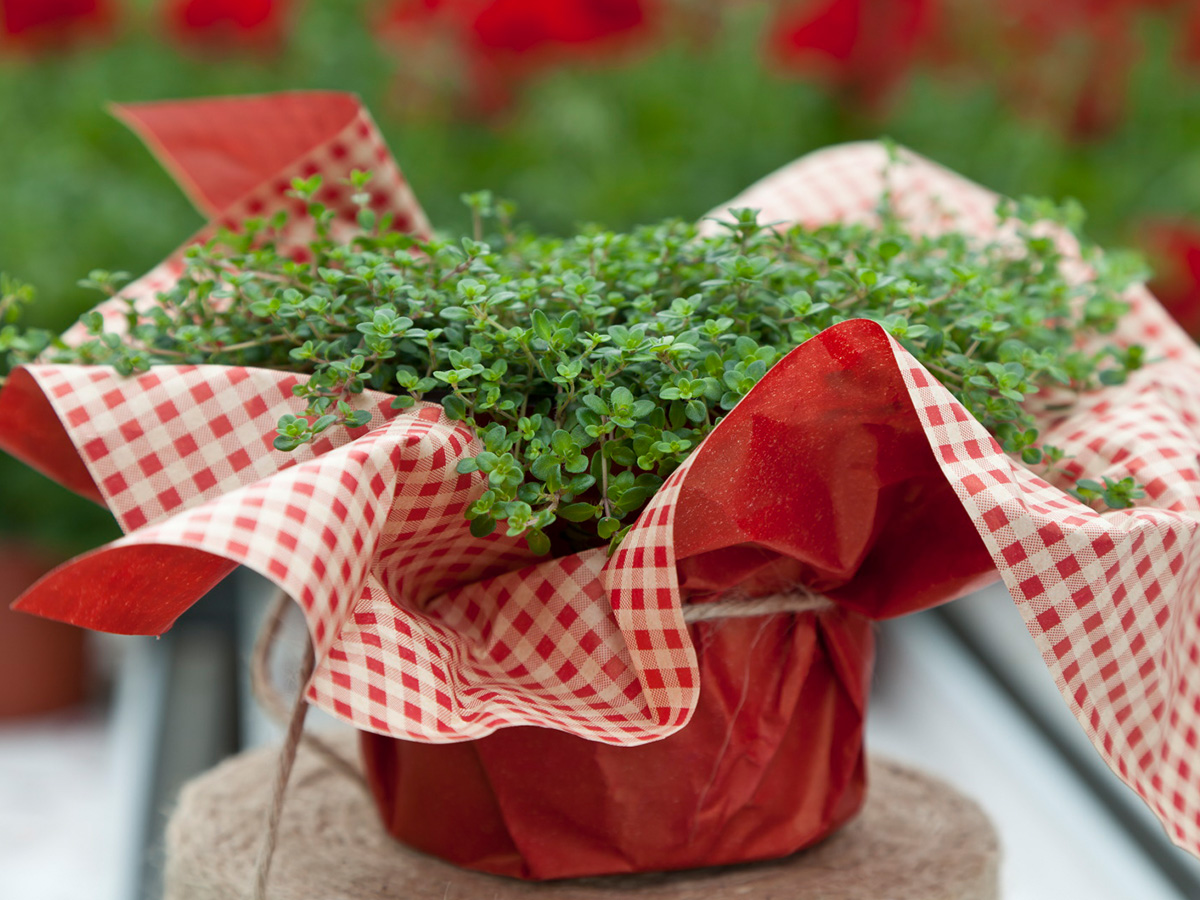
[1,174,1146,554]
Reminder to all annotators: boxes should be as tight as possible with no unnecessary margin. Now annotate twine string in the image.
[680,589,834,622]
[250,630,313,900]
[248,589,369,900]
[246,585,834,898]
[250,590,368,787]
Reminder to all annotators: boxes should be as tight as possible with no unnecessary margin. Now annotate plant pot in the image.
[360,607,872,880]
[0,544,87,718]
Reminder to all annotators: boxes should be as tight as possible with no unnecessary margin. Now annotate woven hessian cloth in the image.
[163,738,999,900]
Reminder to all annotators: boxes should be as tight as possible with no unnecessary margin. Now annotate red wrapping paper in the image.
[361,611,872,879]
[5,93,1200,873]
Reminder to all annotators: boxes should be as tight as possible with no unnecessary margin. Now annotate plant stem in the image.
[599,435,612,519]
[215,334,295,354]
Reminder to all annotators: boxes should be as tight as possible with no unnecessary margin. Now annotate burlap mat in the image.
[164,736,1000,900]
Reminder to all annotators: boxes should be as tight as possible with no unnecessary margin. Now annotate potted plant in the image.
[3,93,1199,887]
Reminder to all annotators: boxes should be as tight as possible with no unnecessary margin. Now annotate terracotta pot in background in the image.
[0,546,87,718]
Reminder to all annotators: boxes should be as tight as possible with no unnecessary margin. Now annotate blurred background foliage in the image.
[4,0,1200,554]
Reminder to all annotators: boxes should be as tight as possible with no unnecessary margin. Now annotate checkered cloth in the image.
[4,94,1200,855]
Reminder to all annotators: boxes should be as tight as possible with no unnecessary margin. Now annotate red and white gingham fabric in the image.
[6,98,1200,852]
[63,93,431,343]
[716,143,1200,850]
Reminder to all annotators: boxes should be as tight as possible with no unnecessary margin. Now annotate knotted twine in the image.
[246,587,836,900]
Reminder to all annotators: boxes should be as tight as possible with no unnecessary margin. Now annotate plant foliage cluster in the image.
[1,175,1147,554]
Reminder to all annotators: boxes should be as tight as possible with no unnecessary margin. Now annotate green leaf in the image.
[469,516,497,538]
[597,517,621,539]
[526,529,552,555]
[613,486,654,512]
[558,503,597,522]
[610,386,634,409]
[311,414,338,433]
[551,429,574,456]
[530,455,561,482]
[531,308,554,342]
[631,399,656,418]
[567,474,596,493]
[442,395,468,420]
[581,394,609,416]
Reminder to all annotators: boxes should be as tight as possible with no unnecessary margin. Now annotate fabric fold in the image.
[5,93,1200,853]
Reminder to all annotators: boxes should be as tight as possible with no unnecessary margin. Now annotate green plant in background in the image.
[9,6,1200,332]
[3,176,1146,555]
[3,2,1197,552]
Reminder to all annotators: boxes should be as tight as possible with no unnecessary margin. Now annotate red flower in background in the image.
[1179,1,1200,68]
[0,0,113,50]
[164,0,289,48]
[973,0,1146,140]
[762,0,1189,135]
[472,0,646,52]
[380,0,653,113]
[766,0,936,106]
[1141,219,1200,339]
[932,0,1196,139]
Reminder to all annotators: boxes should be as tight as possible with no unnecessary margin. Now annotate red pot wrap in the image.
[361,611,872,879]
[5,93,1200,877]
